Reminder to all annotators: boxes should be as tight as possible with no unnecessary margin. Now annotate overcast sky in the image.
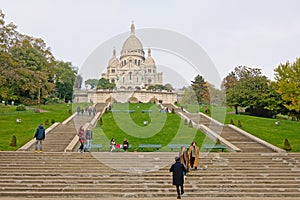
[1,0,299,88]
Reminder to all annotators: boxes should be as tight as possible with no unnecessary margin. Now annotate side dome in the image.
[144,48,155,65]
[108,48,119,67]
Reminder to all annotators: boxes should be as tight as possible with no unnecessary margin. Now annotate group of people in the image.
[77,106,97,116]
[170,141,200,199]
[77,125,93,153]
[110,138,129,152]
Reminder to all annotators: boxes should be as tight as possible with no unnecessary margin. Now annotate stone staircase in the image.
[162,103,277,153]
[23,103,107,152]
[0,151,299,199]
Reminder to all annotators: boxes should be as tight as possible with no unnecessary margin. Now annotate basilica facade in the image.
[101,23,163,90]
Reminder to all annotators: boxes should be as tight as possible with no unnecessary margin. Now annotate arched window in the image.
[129,72,132,80]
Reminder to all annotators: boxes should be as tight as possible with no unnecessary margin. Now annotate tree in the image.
[97,78,115,90]
[0,10,76,104]
[180,86,197,104]
[53,61,76,102]
[85,79,99,89]
[222,72,239,114]
[274,58,300,119]
[164,83,174,91]
[191,75,209,105]
[223,66,280,117]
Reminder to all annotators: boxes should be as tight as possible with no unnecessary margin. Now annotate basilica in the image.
[101,23,163,90]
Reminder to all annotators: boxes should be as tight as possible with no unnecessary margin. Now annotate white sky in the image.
[1,0,299,88]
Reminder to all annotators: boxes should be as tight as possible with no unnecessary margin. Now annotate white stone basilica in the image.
[101,23,163,90]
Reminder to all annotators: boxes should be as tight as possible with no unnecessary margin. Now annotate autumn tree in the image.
[274,58,300,120]
[191,75,209,105]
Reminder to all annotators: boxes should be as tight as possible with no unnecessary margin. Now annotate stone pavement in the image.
[1,151,299,199]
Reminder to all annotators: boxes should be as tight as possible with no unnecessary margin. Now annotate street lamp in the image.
[37,80,42,112]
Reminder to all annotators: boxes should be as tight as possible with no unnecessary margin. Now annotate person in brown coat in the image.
[188,141,200,170]
[179,146,190,172]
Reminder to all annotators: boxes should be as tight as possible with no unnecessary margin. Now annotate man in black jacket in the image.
[169,156,187,199]
[34,124,45,153]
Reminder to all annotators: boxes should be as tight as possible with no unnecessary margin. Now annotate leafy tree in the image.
[164,83,174,91]
[53,61,76,102]
[0,10,75,104]
[223,66,281,117]
[180,86,197,104]
[222,72,239,114]
[191,75,209,105]
[274,58,300,119]
[85,79,99,89]
[97,78,115,90]
[147,84,168,91]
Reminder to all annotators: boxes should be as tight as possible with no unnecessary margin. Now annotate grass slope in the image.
[0,104,71,151]
[93,103,211,151]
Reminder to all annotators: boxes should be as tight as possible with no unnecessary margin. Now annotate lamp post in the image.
[37,79,42,112]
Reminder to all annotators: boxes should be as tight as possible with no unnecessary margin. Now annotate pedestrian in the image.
[110,138,116,152]
[179,146,190,173]
[123,138,129,151]
[169,156,187,199]
[77,126,85,153]
[188,141,200,170]
[34,123,45,153]
[81,108,84,115]
[93,107,96,116]
[77,106,80,115]
[85,125,93,152]
[88,106,92,116]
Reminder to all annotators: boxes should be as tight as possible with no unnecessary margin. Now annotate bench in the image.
[91,144,102,151]
[203,144,227,152]
[124,110,135,113]
[138,144,161,150]
[168,144,190,151]
[110,110,120,113]
[142,110,152,113]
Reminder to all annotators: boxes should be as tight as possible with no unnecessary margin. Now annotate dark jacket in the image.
[169,161,187,186]
[85,129,92,140]
[34,125,45,140]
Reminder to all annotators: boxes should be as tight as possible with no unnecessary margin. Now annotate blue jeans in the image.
[35,139,43,151]
[86,139,92,152]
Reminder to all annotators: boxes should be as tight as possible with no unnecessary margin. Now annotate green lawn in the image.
[223,114,300,152]
[0,103,72,151]
[93,103,212,151]
[181,104,300,152]
[1,102,299,152]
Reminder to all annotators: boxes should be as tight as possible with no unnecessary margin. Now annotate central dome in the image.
[122,35,143,51]
[120,23,145,59]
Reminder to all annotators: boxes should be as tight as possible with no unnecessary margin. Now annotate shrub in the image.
[171,108,175,114]
[216,138,221,145]
[184,119,188,125]
[237,120,242,127]
[98,117,103,126]
[45,119,49,126]
[68,109,72,115]
[16,104,26,111]
[188,120,193,128]
[10,135,17,146]
[230,119,235,125]
[51,119,55,124]
[283,138,292,151]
